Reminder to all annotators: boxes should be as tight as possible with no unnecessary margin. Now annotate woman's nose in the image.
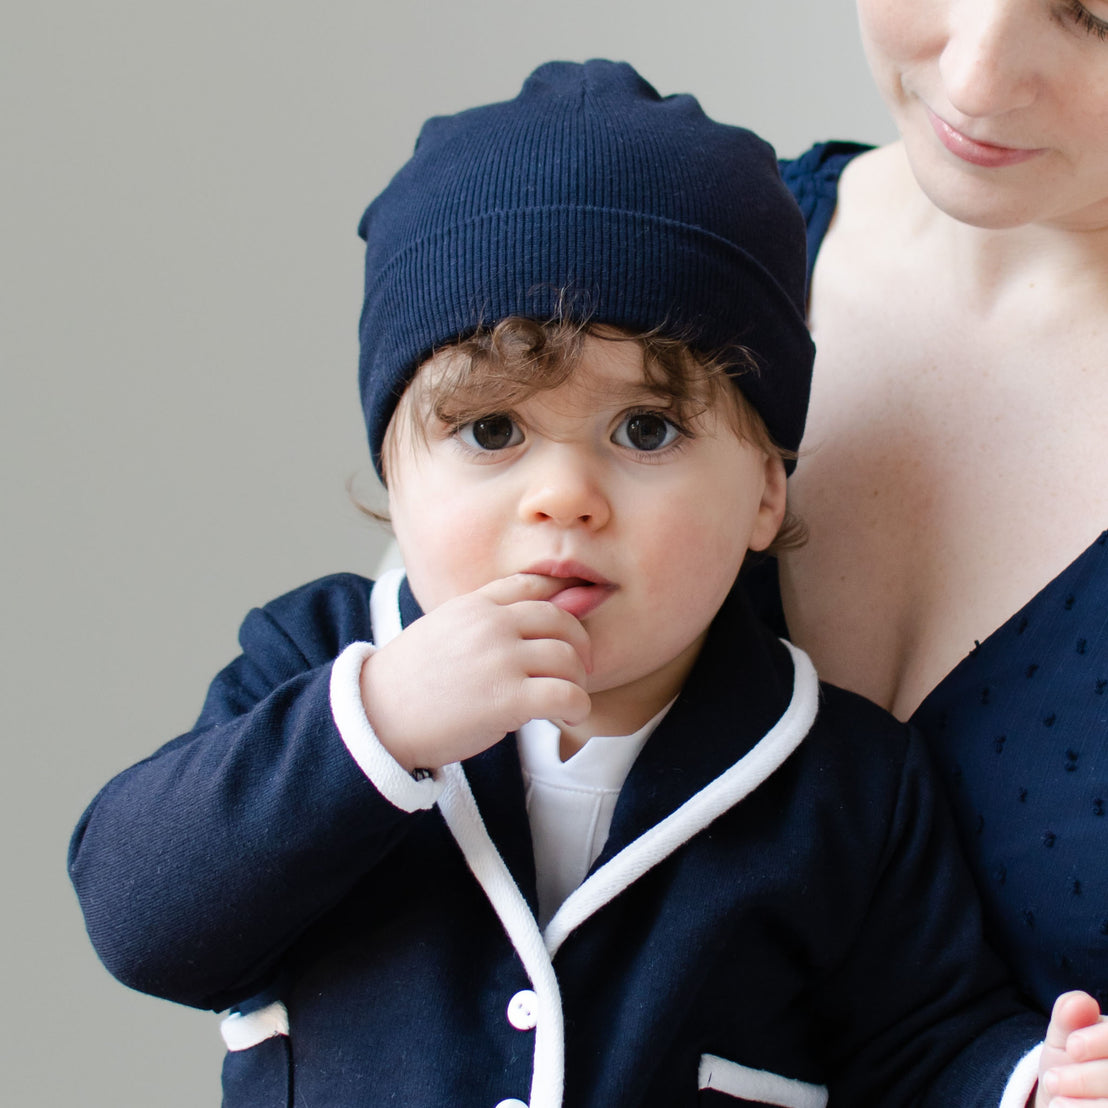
[517,450,611,529]
[940,0,1039,118]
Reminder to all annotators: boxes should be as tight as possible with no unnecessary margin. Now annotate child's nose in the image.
[940,0,1039,118]
[517,451,611,530]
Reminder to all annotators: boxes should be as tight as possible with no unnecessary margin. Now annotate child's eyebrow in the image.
[599,381,682,408]
[432,379,682,417]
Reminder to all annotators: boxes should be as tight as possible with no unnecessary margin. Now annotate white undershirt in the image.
[517,702,673,927]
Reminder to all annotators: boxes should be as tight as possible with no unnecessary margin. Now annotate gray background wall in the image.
[2,2,892,1103]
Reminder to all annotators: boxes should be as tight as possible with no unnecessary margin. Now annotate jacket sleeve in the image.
[813,713,1044,1107]
[68,573,441,1013]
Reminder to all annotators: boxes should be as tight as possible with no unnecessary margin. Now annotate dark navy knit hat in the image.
[358,59,813,476]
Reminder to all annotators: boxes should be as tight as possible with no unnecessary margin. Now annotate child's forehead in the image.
[419,331,685,392]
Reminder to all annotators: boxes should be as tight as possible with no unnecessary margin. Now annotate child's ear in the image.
[747,454,788,553]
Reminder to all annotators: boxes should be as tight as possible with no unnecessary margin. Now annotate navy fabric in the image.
[915,534,1108,1011]
[221,1035,290,1108]
[778,141,871,293]
[69,574,1045,1105]
[769,142,1108,1011]
[358,60,814,474]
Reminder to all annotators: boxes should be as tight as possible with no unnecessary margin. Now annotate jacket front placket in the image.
[433,598,820,1108]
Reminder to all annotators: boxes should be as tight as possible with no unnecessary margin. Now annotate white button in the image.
[495,1101,529,1108]
[505,989,538,1031]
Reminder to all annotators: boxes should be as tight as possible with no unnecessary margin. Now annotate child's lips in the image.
[548,580,616,619]
[523,561,617,619]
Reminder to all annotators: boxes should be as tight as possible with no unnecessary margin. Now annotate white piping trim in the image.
[698,1054,827,1107]
[543,640,819,958]
[327,571,442,812]
[330,642,442,811]
[220,1001,289,1051]
[369,566,406,646]
[373,568,563,1103]
[438,763,564,1108]
[387,572,819,1108]
[998,1043,1042,1108]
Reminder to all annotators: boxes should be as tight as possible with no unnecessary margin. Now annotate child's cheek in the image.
[393,490,504,614]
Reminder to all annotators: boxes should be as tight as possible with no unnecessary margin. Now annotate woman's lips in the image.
[524,561,617,619]
[927,108,1045,169]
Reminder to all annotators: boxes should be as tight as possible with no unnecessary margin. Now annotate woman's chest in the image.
[780,288,1108,718]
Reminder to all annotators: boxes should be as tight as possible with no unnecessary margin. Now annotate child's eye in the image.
[457,415,523,451]
[612,411,683,452]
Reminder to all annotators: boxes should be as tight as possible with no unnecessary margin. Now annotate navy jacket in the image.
[69,571,1043,1107]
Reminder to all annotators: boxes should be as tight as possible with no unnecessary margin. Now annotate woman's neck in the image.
[859,141,1108,312]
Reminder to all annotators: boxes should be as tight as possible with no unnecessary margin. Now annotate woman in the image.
[760,0,1108,1012]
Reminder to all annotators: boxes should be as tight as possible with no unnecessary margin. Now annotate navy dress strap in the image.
[779,140,871,291]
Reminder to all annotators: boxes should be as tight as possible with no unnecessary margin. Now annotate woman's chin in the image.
[901,142,1053,230]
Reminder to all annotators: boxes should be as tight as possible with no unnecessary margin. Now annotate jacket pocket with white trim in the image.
[698,1053,828,1108]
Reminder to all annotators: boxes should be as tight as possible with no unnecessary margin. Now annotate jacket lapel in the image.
[543,587,819,958]
[599,587,798,860]
[382,572,819,963]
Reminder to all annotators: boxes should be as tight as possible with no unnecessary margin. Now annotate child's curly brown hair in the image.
[362,316,805,554]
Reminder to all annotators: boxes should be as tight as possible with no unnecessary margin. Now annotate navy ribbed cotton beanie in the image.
[358,59,813,476]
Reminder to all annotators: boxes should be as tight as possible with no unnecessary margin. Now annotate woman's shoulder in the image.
[779,141,873,200]
[778,141,873,280]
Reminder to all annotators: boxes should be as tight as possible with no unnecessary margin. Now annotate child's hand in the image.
[1034,991,1108,1107]
[359,573,592,771]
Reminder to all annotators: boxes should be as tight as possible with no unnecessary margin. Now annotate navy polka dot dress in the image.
[911,532,1108,1010]
[778,142,1108,1013]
